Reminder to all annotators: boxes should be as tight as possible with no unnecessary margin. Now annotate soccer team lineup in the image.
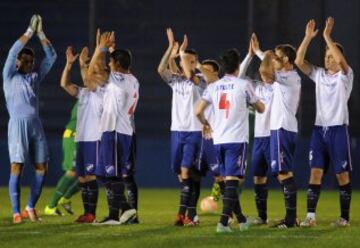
[2,13,354,233]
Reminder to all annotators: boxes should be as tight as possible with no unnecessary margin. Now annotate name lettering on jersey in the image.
[216,84,234,91]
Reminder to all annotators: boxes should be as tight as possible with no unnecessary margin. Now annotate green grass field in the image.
[0,188,359,248]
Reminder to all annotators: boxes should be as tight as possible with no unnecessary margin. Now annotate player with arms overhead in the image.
[158,28,206,226]
[296,17,353,228]
[3,14,57,224]
[87,31,139,225]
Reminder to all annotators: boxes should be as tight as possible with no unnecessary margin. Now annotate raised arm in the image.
[35,15,57,83]
[179,35,202,85]
[60,46,79,97]
[169,42,180,73]
[157,28,176,81]
[3,15,38,81]
[87,30,112,87]
[251,33,265,61]
[238,36,254,78]
[295,19,318,75]
[79,46,90,87]
[323,17,349,74]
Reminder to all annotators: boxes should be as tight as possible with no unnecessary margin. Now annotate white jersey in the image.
[202,75,259,144]
[100,72,139,136]
[163,73,205,132]
[76,86,104,142]
[309,66,353,126]
[254,82,273,137]
[270,70,301,132]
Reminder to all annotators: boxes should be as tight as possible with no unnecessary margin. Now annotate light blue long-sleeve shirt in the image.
[2,40,57,119]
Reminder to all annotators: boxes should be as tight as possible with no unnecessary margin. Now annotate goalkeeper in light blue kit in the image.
[3,14,57,224]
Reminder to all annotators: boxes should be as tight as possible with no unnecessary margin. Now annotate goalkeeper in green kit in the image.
[44,102,79,216]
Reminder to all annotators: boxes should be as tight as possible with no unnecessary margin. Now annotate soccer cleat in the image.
[300,217,316,228]
[174,214,185,226]
[119,209,137,224]
[269,218,299,229]
[58,197,74,215]
[239,221,250,231]
[44,205,63,216]
[227,217,234,225]
[247,216,267,226]
[216,223,233,233]
[75,214,87,223]
[93,216,120,225]
[183,216,199,227]
[330,217,350,228]
[76,213,96,223]
[21,207,41,222]
[125,216,139,224]
[13,213,22,224]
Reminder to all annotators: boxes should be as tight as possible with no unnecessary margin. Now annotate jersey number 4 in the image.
[219,93,230,119]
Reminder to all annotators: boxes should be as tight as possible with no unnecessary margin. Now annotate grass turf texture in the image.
[0,188,359,248]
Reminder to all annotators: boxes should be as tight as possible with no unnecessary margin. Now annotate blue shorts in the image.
[309,125,352,174]
[8,117,48,164]
[97,131,132,178]
[123,133,137,177]
[251,137,271,177]
[197,138,220,177]
[270,129,297,175]
[215,143,247,178]
[76,141,99,177]
[171,131,202,174]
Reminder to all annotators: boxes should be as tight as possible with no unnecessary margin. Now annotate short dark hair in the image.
[17,47,35,59]
[275,44,296,65]
[184,49,198,56]
[220,49,240,74]
[201,59,220,72]
[110,49,132,70]
[326,42,345,55]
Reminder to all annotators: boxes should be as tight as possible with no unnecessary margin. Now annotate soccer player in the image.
[295,17,353,228]
[109,44,139,224]
[158,28,206,226]
[87,31,139,225]
[196,60,222,184]
[239,45,275,225]
[44,102,79,216]
[252,34,301,228]
[3,15,57,224]
[196,49,265,233]
[60,46,103,223]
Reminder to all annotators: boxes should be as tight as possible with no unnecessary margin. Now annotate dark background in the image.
[0,0,359,188]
